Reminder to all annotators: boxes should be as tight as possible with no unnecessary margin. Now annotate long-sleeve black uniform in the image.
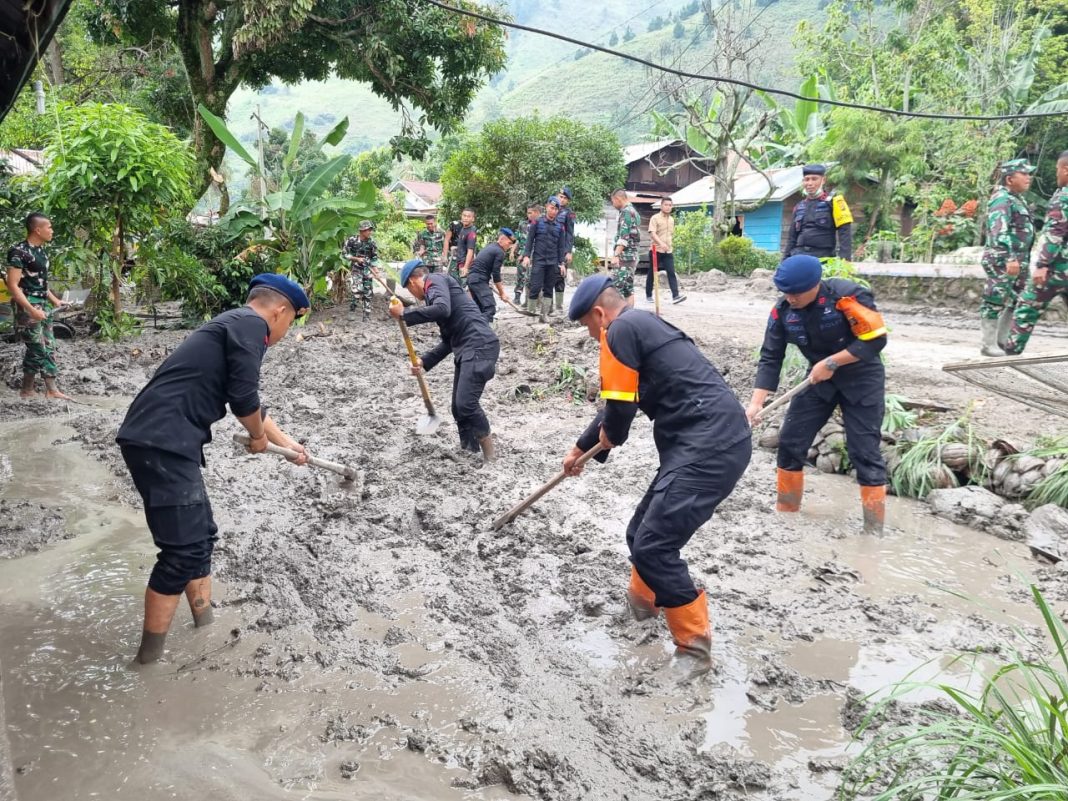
[466,242,506,323]
[523,215,567,300]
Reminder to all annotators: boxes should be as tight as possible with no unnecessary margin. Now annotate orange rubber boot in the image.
[776,468,804,512]
[626,566,660,621]
[664,590,711,666]
[860,484,886,535]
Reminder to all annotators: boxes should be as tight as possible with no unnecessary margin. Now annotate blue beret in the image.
[400,258,423,287]
[568,274,613,321]
[802,164,826,176]
[773,255,823,294]
[546,196,560,208]
[500,227,516,240]
[560,186,573,199]
[249,273,310,316]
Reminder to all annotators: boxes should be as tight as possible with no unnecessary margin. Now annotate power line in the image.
[419,0,1068,122]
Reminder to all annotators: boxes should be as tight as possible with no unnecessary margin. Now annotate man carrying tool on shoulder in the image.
[392,258,500,461]
[343,220,379,321]
[466,228,515,324]
[116,273,310,665]
[561,274,751,676]
[745,254,888,534]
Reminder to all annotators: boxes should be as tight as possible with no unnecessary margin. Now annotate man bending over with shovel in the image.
[561,274,751,676]
[392,258,500,461]
[116,273,310,664]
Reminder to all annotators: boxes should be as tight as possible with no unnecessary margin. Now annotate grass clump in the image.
[883,394,918,436]
[889,411,987,499]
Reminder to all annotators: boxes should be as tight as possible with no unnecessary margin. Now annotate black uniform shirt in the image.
[455,225,478,267]
[467,242,506,285]
[577,308,750,474]
[523,215,567,267]
[557,207,576,253]
[755,278,885,404]
[403,273,498,371]
[117,307,269,462]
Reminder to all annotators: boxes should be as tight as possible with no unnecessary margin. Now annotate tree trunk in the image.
[111,213,124,317]
[45,38,65,85]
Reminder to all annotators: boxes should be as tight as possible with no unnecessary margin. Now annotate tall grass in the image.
[1023,438,1068,510]
[838,585,1068,800]
[889,413,987,499]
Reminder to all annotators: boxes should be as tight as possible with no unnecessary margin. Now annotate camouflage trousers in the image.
[979,251,1028,320]
[16,302,58,377]
[514,261,528,294]
[612,261,637,299]
[349,265,373,314]
[1004,271,1068,355]
[448,258,468,290]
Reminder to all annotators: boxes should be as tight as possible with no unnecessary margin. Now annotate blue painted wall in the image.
[741,202,785,253]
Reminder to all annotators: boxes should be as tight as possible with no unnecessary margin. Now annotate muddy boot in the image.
[19,372,38,399]
[526,296,538,316]
[539,297,551,324]
[995,308,1016,354]
[860,485,887,535]
[776,468,803,512]
[513,289,522,305]
[553,290,564,313]
[980,317,1001,357]
[136,588,181,664]
[626,566,660,621]
[664,590,712,678]
[478,434,496,463]
[185,576,214,627]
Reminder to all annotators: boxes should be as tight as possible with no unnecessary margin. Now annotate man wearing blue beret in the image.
[466,228,516,324]
[393,258,500,460]
[784,164,853,261]
[562,274,751,676]
[521,197,568,322]
[116,273,311,664]
[746,255,888,534]
[555,186,577,310]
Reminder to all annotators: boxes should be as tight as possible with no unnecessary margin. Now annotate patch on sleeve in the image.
[832,195,853,227]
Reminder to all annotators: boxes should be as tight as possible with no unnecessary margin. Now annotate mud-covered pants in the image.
[15,301,58,377]
[349,264,373,314]
[777,385,887,486]
[1005,272,1068,354]
[121,445,218,595]
[626,439,751,608]
[452,342,499,451]
[979,251,1028,320]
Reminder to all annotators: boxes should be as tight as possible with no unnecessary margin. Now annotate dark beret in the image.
[568,274,614,321]
[500,227,516,240]
[773,255,823,294]
[802,164,827,176]
[400,258,423,286]
[249,273,310,316]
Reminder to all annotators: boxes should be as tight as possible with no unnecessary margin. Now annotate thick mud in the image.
[0,285,1064,800]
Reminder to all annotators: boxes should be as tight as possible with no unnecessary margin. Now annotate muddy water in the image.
[0,421,517,801]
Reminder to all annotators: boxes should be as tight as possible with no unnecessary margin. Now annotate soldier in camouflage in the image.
[511,205,540,305]
[1004,151,1068,355]
[610,189,640,307]
[5,213,70,399]
[979,159,1035,356]
[412,215,445,273]
[343,220,379,320]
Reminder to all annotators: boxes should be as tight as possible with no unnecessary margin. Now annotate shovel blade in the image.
[416,415,441,436]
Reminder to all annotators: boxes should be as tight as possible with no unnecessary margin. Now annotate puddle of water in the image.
[0,421,518,801]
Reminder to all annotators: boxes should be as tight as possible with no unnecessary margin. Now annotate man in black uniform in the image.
[117,273,311,664]
[521,197,567,322]
[746,255,888,534]
[555,186,577,310]
[562,274,751,674]
[466,228,515,324]
[392,259,500,462]
[454,208,478,289]
[784,164,853,261]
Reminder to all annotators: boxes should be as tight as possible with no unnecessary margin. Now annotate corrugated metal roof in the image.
[669,166,804,208]
[622,138,681,165]
[0,148,45,175]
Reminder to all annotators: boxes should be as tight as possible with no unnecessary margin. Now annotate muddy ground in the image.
[1,277,1066,801]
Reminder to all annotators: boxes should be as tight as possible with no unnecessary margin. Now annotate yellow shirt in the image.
[649,211,674,254]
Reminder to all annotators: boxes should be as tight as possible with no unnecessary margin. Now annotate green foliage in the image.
[674,211,778,275]
[42,102,196,325]
[839,585,1068,799]
[94,308,142,341]
[623,26,636,42]
[778,344,809,387]
[262,126,329,190]
[571,236,599,278]
[333,147,395,193]
[882,394,917,435]
[648,16,666,33]
[820,256,869,286]
[553,360,590,404]
[1022,438,1068,509]
[440,114,625,233]
[716,236,779,276]
[608,31,619,46]
[889,413,987,500]
[672,21,686,39]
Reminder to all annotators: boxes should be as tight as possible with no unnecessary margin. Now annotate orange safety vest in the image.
[835,296,887,341]
[600,327,639,402]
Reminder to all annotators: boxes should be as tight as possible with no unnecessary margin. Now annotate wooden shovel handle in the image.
[396,317,437,417]
[232,434,357,480]
[757,377,812,421]
[492,443,605,530]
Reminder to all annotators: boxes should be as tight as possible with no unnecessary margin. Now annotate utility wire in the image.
[420,0,1068,122]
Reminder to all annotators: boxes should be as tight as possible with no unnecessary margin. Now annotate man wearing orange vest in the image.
[562,274,751,675]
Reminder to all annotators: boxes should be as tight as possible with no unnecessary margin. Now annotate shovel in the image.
[501,295,537,317]
[232,433,360,481]
[370,270,442,436]
[754,377,812,423]
[492,443,605,530]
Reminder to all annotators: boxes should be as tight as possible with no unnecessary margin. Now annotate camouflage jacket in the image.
[1034,186,1068,275]
[514,220,531,261]
[343,236,379,269]
[5,240,49,299]
[984,186,1034,262]
[412,229,445,267]
[615,203,641,261]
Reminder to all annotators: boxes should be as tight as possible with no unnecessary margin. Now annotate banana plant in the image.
[754,74,835,167]
[196,105,378,295]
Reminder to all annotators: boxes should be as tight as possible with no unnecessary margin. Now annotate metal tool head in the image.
[416,414,442,436]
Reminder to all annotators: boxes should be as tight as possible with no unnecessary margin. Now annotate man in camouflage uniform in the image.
[979,158,1035,356]
[611,189,640,308]
[1004,151,1068,355]
[343,220,379,320]
[511,205,540,305]
[5,213,70,399]
[412,215,445,273]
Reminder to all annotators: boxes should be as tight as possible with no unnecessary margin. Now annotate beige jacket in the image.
[649,212,674,254]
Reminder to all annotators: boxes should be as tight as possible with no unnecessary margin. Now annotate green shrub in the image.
[716,236,779,276]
